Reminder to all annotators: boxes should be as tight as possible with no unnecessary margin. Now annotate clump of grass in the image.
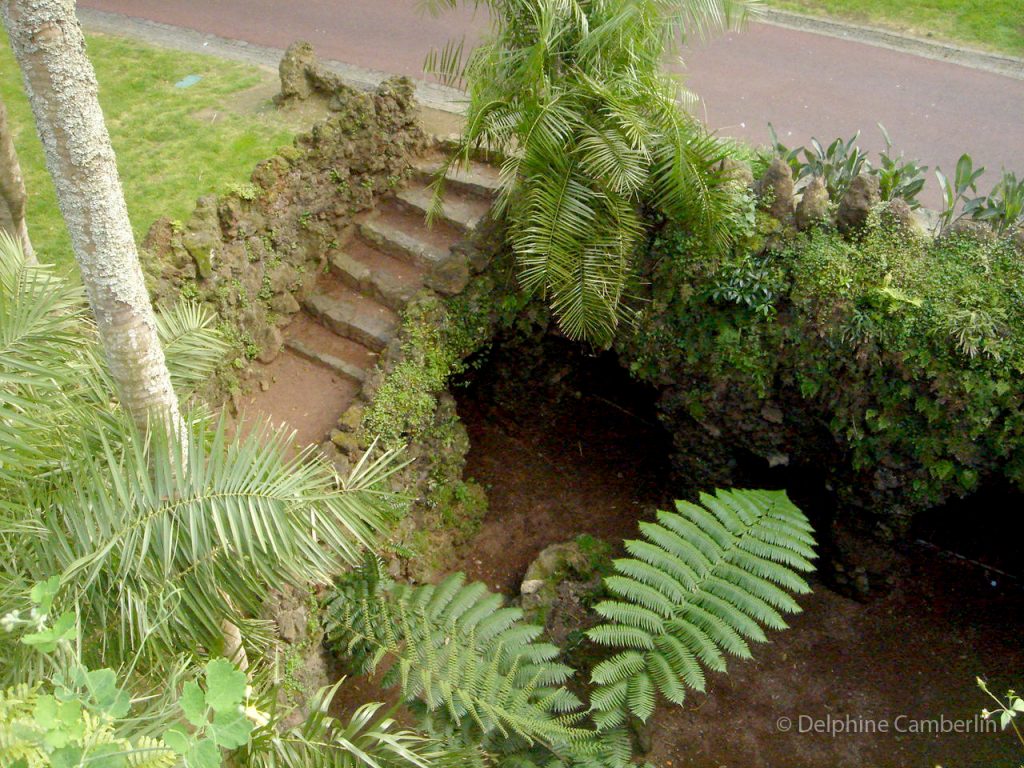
[768,0,1023,57]
[0,30,296,268]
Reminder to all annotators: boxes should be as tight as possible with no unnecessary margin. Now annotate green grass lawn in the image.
[768,0,1024,56]
[1,31,297,268]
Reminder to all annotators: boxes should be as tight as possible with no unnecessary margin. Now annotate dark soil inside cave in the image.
[449,335,1024,768]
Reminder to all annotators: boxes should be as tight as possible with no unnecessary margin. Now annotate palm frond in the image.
[155,301,230,396]
[424,0,751,343]
[245,683,479,768]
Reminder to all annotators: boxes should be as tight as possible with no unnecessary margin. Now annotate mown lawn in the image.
[767,0,1024,56]
[1,31,296,268]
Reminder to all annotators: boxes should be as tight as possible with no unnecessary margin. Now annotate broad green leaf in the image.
[21,612,76,652]
[30,576,61,613]
[86,668,130,719]
[190,737,222,768]
[204,658,247,712]
[210,708,253,749]
[33,694,58,728]
[163,725,192,755]
[180,681,208,726]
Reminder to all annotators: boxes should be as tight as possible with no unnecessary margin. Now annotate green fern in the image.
[0,682,176,768]
[325,563,609,767]
[586,489,816,728]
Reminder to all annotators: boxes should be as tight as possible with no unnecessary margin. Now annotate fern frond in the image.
[586,488,816,724]
[325,568,599,766]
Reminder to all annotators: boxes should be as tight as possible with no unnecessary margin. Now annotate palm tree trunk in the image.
[0,0,180,430]
[0,96,35,263]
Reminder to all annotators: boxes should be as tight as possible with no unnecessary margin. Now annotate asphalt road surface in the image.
[80,0,1024,207]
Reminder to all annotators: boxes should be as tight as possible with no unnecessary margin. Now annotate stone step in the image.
[358,216,452,271]
[412,155,502,200]
[285,337,367,383]
[302,283,398,352]
[394,183,490,234]
[329,240,423,313]
[284,313,378,384]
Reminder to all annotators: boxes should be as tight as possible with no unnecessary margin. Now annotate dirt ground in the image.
[450,346,1024,768]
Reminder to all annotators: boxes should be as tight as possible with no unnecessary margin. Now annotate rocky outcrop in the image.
[141,73,425,396]
[277,41,346,103]
[756,158,795,223]
[795,176,829,230]
[836,173,880,234]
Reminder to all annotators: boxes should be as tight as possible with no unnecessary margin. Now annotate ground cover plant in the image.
[0,30,294,267]
[622,162,1024,536]
[766,0,1024,56]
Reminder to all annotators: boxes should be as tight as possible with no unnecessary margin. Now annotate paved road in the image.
[79,0,1024,207]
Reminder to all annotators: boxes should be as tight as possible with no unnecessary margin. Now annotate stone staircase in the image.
[273,150,500,444]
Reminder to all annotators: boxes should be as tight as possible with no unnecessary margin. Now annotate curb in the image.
[76,8,469,115]
[759,8,1024,81]
[77,5,1023,116]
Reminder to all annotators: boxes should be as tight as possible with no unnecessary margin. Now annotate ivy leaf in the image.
[210,708,253,749]
[85,669,130,719]
[204,658,247,712]
[180,681,208,727]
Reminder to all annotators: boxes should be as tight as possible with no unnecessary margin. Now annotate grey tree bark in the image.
[1,0,250,668]
[0,0,180,430]
[0,96,35,263]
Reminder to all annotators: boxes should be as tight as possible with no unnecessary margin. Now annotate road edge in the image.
[759,8,1023,81]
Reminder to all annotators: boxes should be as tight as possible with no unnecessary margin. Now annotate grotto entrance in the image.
[450,329,1024,768]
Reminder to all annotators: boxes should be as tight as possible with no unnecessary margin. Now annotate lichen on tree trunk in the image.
[1,0,180,430]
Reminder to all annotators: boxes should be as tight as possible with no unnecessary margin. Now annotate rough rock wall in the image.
[618,160,1024,597]
[141,74,425,396]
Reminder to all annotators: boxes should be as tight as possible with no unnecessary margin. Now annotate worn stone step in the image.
[283,313,378,383]
[358,216,452,271]
[413,155,502,200]
[394,184,490,234]
[302,283,398,352]
[329,241,423,313]
[285,338,367,383]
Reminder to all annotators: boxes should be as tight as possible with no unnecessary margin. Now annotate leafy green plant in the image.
[935,153,986,234]
[0,236,405,675]
[971,170,1024,235]
[0,233,454,768]
[977,676,1024,759]
[769,124,928,207]
[708,252,784,317]
[874,123,927,208]
[586,489,815,727]
[425,0,754,344]
[769,124,868,198]
[242,692,470,768]
[326,565,600,767]
[978,679,1019,745]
